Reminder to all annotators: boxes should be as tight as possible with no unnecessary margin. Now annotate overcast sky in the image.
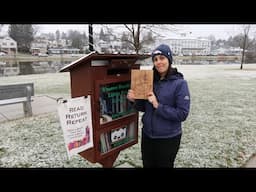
[1,24,255,40]
[35,24,256,40]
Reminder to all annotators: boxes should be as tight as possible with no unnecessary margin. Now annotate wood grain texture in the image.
[131,70,153,99]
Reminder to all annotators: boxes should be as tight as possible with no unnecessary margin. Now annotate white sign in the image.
[57,96,93,159]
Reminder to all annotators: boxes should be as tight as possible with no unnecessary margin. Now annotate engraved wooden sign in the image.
[131,69,153,99]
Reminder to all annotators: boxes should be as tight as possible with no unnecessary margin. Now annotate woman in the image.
[127,44,190,168]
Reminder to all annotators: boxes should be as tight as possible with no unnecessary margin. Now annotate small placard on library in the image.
[131,69,153,99]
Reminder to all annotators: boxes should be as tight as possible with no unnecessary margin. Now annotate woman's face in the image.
[153,55,169,76]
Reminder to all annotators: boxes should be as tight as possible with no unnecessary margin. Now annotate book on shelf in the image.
[100,133,107,153]
[99,122,136,153]
[127,121,135,140]
[99,81,135,123]
[131,69,153,99]
[111,137,129,148]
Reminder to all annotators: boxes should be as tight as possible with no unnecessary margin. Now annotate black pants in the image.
[141,132,182,168]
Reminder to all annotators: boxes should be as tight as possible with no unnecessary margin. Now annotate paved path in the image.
[0,95,59,122]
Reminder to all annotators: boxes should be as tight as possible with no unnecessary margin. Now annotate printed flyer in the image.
[57,96,93,159]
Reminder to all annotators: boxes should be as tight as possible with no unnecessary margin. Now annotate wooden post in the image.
[23,85,33,117]
[99,152,120,168]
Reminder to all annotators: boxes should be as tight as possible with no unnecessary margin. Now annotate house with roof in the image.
[0,36,17,55]
[30,37,49,55]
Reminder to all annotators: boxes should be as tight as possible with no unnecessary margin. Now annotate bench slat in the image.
[0,98,30,105]
[0,83,34,100]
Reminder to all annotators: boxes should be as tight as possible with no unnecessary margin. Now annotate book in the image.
[131,69,153,99]
[100,133,107,153]
[99,81,134,122]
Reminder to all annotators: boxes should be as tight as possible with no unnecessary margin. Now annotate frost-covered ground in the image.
[1,64,256,168]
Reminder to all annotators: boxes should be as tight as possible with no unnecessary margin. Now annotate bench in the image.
[0,83,34,117]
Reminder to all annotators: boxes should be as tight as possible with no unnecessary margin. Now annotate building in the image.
[211,47,243,56]
[95,39,123,54]
[154,34,211,56]
[0,36,17,55]
[48,39,71,48]
[48,48,80,55]
[30,37,49,55]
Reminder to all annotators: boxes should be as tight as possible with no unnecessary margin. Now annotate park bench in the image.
[0,83,34,117]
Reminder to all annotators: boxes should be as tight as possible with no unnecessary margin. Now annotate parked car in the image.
[38,53,48,57]
[0,52,6,56]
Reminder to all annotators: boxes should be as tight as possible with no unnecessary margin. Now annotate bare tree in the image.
[124,24,142,53]
[240,25,251,70]
[100,24,180,54]
[123,24,179,54]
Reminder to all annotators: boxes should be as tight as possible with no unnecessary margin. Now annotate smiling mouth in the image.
[157,66,164,70]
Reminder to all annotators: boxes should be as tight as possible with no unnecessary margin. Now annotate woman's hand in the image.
[147,91,159,109]
[127,89,135,102]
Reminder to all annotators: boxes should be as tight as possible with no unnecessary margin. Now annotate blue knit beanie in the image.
[151,44,172,64]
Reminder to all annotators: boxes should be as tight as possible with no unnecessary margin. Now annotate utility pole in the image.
[89,24,94,52]
[240,34,247,70]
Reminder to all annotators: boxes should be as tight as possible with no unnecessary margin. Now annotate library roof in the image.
[59,51,150,72]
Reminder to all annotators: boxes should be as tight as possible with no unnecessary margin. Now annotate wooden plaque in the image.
[131,69,153,99]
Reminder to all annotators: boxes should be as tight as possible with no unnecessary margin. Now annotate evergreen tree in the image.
[55,30,61,47]
[99,28,105,41]
[8,24,35,53]
[68,30,84,50]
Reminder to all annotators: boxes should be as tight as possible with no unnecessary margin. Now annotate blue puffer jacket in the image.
[134,69,190,139]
